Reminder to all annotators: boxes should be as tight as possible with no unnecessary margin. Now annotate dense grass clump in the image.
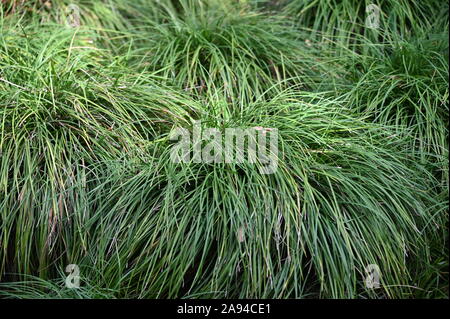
[1,0,130,29]
[0,19,194,282]
[0,22,131,278]
[0,0,448,299]
[346,33,448,169]
[283,0,447,45]
[1,79,443,297]
[126,0,337,101]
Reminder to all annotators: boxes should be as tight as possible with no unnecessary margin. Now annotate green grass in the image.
[0,0,448,299]
[283,0,447,46]
[344,32,449,175]
[122,0,336,102]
